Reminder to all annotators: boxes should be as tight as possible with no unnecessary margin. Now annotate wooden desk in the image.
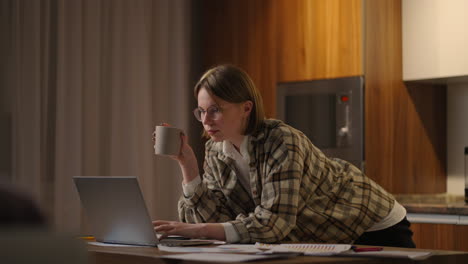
[88,244,468,264]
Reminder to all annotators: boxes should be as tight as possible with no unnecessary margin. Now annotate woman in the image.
[153,65,415,247]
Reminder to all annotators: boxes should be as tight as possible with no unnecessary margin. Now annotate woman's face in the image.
[196,88,251,145]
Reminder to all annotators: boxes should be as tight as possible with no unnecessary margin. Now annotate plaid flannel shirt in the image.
[178,119,395,243]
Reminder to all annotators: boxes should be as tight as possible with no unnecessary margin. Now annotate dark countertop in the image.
[394,193,468,215]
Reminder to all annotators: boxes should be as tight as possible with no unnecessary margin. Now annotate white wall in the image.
[403,0,468,81]
[447,83,468,194]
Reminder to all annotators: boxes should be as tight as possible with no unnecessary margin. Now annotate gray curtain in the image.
[0,0,196,234]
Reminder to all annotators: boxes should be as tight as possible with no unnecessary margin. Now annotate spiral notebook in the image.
[255,243,352,256]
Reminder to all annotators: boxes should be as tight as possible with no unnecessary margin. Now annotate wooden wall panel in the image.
[364,0,446,193]
[200,0,278,118]
[276,0,363,82]
[200,0,362,118]
[412,223,468,251]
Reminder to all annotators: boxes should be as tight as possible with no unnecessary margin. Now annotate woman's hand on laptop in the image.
[152,220,226,241]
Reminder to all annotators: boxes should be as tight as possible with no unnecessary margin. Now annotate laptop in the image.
[73,176,214,247]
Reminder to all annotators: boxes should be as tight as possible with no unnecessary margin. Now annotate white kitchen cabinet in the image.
[402,0,468,81]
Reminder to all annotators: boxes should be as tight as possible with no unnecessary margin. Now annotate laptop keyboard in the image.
[159,239,215,247]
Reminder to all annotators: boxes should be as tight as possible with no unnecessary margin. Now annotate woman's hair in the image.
[194,64,265,135]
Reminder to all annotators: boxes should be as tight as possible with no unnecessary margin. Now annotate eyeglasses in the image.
[193,105,223,122]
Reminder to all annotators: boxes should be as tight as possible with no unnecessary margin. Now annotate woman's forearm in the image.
[179,158,199,184]
[200,223,226,241]
[175,134,200,184]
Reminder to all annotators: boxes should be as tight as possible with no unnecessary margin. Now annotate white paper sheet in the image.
[158,244,261,253]
[341,250,432,260]
[161,253,274,262]
[87,241,149,247]
[217,244,263,253]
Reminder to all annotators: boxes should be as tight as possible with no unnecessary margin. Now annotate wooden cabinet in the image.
[364,0,446,193]
[275,0,362,82]
[412,223,468,251]
[199,0,362,118]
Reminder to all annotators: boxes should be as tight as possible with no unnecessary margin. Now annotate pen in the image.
[353,247,383,252]
[79,236,95,241]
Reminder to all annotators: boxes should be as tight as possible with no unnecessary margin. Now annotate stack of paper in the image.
[158,244,262,253]
[161,253,296,263]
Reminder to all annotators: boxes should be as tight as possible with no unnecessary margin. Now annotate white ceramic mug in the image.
[154,126,182,156]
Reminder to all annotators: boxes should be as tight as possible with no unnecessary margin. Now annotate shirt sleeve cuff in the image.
[221,223,241,243]
[182,176,202,197]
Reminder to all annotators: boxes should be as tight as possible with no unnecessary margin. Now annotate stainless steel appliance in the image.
[276,76,364,170]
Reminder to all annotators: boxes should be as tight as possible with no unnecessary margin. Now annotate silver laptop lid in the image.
[73,176,158,246]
